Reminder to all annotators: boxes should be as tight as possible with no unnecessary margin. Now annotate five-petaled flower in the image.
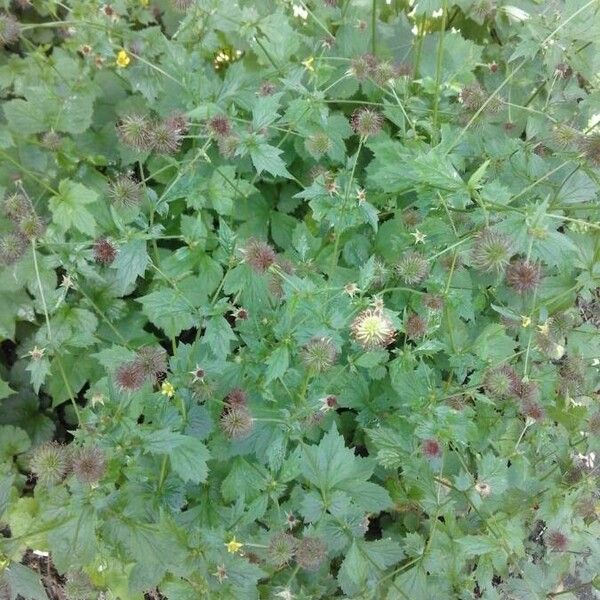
[116,49,131,68]
[161,381,175,398]
[225,536,243,554]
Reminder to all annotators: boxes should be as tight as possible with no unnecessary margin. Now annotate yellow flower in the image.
[537,321,549,336]
[140,0,149,5]
[301,56,315,72]
[161,381,175,398]
[116,49,131,68]
[521,315,531,328]
[225,537,243,554]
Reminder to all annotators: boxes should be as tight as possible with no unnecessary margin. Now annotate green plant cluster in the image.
[0,0,599,599]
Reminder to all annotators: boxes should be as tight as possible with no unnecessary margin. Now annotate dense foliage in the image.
[0,0,599,598]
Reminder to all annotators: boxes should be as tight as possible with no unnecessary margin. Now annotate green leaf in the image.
[203,316,236,359]
[48,180,97,236]
[264,346,289,383]
[0,425,30,461]
[250,143,291,178]
[169,436,210,484]
[138,289,196,338]
[0,474,14,519]
[3,99,47,135]
[5,563,48,600]
[0,377,15,400]
[112,239,149,293]
[339,538,404,596]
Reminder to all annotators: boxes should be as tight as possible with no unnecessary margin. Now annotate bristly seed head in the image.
[0,232,28,266]
[267,533,297,567]
[30,442,69,486]
[116,113,152,151]
[93,238,117,264]
[506,260,541,294]
[108,173,144,206]
[220,406,254,439]
[422,438,442,459]
[241,238,277,273]
[351,307,396,350]
[17,212,45,240]
[578,132,600,167]
[295,537,327,571]
[71,445,106,484]
[226,388,248,407]
[0,13,21,47]
[135,346,167,378]
[207,115,231,138]
[2,192,30,222]
[305,132,333,157]
[405,313,427,340]
[545,530,569,552]
[150,119,183,154]
[395,251,429,285]
[116,360,147,391]
[471,229,514,273]
[301,337,338,372]
[484,365,519,400]
[350,108,384,138]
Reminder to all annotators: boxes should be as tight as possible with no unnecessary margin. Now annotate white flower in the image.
[292,4,308,19]
[432,8,443,18]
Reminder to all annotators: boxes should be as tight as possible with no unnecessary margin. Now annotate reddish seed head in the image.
[208,115,231,138]
[227,388,247,407]
[93,238,117,265]
[258,81,276,96]
[521,400,545,422]
[164,112,188,134]
[506,260,541,294]
[545,530,569,552]
[241,238,277,273]
[422,438,442,459]
[71,446,106,484]
[405,313,427,340]
[324,395,337,409]
[513,379,539,404]
[423,294,444,311]
[116,360,147,391]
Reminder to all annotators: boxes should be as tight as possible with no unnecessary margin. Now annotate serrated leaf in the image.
[250,143,291,178]
[138,289,196,338]
[49,180,97,236]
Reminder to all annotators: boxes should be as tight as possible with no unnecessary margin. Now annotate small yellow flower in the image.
[521,315,531,328]
[161,381,175,398]
[225,537,243,554]
[537,321,549,336]
[140,0,149,5]
[301,56,315,72]
[116,49,131,68]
